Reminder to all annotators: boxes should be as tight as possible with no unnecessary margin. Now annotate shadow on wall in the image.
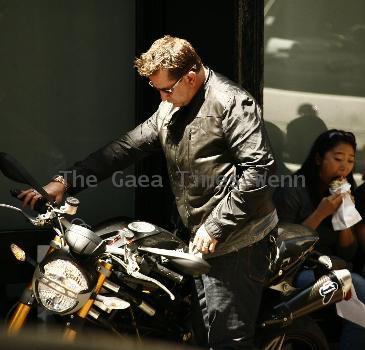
[1,117,67,176]
[265,102,328,176]
[264,121,292,176]
[285,103,328,164]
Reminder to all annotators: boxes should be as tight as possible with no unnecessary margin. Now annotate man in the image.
[20,35,278,349]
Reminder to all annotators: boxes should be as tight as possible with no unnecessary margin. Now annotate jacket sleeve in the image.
[64,112,160,194]
[203,94,276,241]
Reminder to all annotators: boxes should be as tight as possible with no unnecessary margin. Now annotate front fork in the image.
[6,235,62,335]
[63,260,113,341]
[6,284,35,335]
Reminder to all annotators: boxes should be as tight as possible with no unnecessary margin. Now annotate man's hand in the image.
[17,181,66,210]
[192,225,218,254]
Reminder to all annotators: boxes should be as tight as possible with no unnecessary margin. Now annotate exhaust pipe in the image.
[261,269,352,327]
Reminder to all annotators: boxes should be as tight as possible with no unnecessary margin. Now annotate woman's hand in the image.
[316,192,344,219]
[302,193,343,229]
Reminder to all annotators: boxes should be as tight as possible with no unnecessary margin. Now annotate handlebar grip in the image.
[9,188,22,197]
[10,188,49,213]
[153,262,184,284]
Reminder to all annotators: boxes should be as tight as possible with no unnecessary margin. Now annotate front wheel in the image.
[257,316,329,350]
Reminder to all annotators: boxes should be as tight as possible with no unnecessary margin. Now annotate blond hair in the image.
[134,35,203,79]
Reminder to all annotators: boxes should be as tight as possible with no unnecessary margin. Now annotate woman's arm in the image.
[338,227,356,248]
[336,227,358,261]
[302,193,343,229]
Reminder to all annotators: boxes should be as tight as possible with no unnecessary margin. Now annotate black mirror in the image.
[0,152,53,202]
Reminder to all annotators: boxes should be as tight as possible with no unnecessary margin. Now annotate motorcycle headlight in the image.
[33,253,95,315]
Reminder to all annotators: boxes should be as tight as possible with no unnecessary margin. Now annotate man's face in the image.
[148,69,194,107]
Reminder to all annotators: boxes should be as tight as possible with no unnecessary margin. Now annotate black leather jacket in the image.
[68,70,276,242]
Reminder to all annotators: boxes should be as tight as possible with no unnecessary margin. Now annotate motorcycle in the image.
[0,152,353,349]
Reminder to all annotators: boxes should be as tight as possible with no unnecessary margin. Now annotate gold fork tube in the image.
[63,260,112,341]
[7,300,32,335]
[7,235,61,334]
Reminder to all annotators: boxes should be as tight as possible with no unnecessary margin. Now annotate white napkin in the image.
[336,285,365,328]
[329,182,362,231]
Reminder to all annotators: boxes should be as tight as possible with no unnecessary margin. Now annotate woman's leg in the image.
[294,268,316,288]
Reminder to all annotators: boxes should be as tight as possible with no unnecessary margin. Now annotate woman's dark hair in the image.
[295,129,357,205]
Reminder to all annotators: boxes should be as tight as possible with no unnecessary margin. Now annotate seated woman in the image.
[273,129,365,350]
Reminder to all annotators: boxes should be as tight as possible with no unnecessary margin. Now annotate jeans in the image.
[296,269,365,350]
[193,230,276,350]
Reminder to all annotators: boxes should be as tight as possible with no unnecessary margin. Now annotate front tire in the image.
[258,316,329,350]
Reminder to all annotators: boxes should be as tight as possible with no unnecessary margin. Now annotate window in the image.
[264,0,365,182]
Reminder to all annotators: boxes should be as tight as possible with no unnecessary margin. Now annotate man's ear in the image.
[186,71,196,85]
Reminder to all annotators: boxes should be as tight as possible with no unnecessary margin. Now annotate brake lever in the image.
[129,269,176,301]
[111,252,175,300]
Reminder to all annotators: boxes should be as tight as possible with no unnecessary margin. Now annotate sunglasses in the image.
[328,130,355,141]
[149,74,184,94]
[148,65,196,94]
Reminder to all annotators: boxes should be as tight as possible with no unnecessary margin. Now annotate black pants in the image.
[193,230,276,350]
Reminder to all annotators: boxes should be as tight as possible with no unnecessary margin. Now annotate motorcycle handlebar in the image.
[152,261,184,284]
[105,246,184,283]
